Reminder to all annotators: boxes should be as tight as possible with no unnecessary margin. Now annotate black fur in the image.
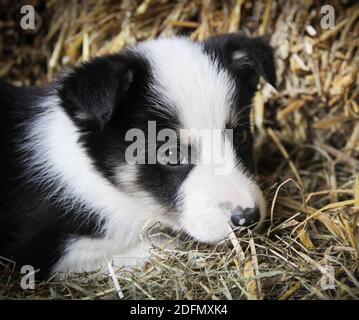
[204,33,277,174]
[0,50,192,278]
[0,33,276,278]
[60,50,192,208]
[0,81,103,279]
[204,33,277,89]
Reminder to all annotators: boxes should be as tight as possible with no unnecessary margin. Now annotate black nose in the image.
[230,206,260,227]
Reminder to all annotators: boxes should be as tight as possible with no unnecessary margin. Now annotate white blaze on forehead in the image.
[138,37,236,130]
[135,38,267,243]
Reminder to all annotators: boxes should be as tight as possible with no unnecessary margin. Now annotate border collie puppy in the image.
[0,33,276,279]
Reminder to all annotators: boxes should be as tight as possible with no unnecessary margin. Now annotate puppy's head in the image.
[59,33,276,243]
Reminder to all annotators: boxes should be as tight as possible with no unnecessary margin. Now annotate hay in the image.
[0,0,358,300]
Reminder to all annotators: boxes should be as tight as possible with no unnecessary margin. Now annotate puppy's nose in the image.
[230,206,260,227]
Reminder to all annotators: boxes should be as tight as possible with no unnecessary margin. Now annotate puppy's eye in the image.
[235,129,248,145]
[158,146,187,166]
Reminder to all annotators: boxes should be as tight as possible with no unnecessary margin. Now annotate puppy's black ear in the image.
[59,55,133,130]
[203,33,277,90]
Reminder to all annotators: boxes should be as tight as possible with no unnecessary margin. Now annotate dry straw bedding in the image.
[0,0,358,300]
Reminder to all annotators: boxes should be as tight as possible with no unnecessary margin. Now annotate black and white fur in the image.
[0,33,276,279]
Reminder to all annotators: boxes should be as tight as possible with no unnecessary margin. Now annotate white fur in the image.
[178,162,265,243]
[53,237,154,274]
[139,37,235,130]
[141,37,266,242]
[22,37,266,273]
[23,96,177,273]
